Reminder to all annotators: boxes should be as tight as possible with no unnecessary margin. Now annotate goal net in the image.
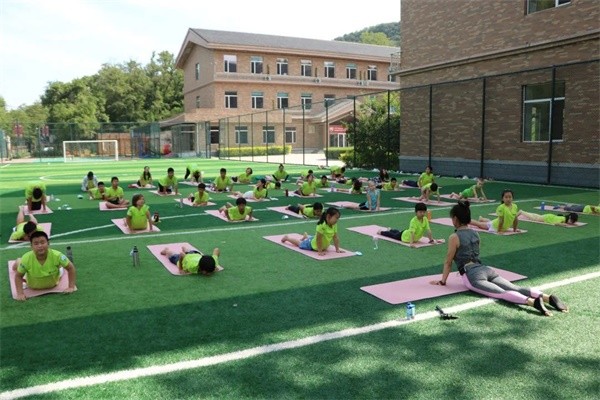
[63,140,119,162]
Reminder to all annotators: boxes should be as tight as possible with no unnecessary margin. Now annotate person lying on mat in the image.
[295,169,314,185]
[380,177,400,191]
[449,178,488,201]
[293,173,317,197]
[231,167,253,184]
[231,178,269,201]
[105,176,129,209]
[265,180,281,190]
[378,202,442,248]
[469,189,520,234]
[315,175,329,189]
[417,182,440,203]
[10,206,44,242]
[212,168,233,192]
[517,210,578,226]
[286,202,324,219]
[160,245,219,276]
[88,181,107,200]
[188,183,210,206]
[556,204,599,215]
[346,181,380,211]
[219,197,254,221]
[25,181,47,212]
[348,178,363,194]
[281,207,343,256]
[126,194,153,231]
[429,200,568,317]
[158,167,179,195]
[81,171,98,192]
[13,231,77,301]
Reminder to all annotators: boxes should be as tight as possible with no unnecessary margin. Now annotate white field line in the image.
[1,270,599,400]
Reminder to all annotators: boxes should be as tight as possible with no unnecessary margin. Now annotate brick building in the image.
[397,0,599,187]
[168,29,399,156]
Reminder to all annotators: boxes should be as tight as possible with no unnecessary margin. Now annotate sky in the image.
[0,0,400,110]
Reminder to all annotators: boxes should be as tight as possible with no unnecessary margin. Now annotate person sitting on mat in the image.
[231,167,253,184]
[25,181,47,212]
[128,166,153,188]
[281,207,343,256]
[429,200,568,317]
[105,176,129,209]
[212,168,234,192]
[88,181,107,200]
[125,194,153,232]
[517,210,579,226]
[346,180,380,212]
[417,182,440,203]
[188,183,210,206]
[293,173,317,197]
[469,189,520,234]
[10,206,44,242]
[160,245,219,276]
[158,167,179,195]
[231,178,269,201]
[272,164,289,182]
[286,202,324,219]
[449,178,488,201]
[81,171,98,192]
[219,197,254,221]
[378,202,442,248]
[12,231,77,301]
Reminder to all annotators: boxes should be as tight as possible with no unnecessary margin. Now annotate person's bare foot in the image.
[281,235,289,243]
[301,232,308,240]
[160,247,169,255]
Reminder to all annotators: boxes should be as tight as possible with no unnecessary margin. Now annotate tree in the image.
[360,31,394,46]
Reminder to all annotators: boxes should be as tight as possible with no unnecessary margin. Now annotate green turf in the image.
[1,159,598,398]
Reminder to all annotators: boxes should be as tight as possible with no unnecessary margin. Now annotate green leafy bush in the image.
[217,145,291,157]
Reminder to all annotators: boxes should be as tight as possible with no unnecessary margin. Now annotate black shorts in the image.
[31,201,42,211]
[287,205,301,214]
[157,183,172,193]
[107,198,120,205]
[380,229,403,241]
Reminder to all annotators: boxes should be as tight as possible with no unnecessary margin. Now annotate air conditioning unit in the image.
[264,75,271,81]
[314,78,321,83]
[357,81,363,86]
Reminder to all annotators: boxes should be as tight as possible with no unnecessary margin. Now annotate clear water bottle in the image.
[373,236,379,250]
[66,246,73,263]
[330,182,335,192]
[131,246,140,267]
[406,302,415,320]
[179,196,184,208]
[540,201,545,211]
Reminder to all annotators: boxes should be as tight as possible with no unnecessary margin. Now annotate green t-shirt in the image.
[543,214,566,225]
[227,205,252,221]
[583,205,598,214]
[301,206,318,218]
[422,183,439,194]
[418,172,434,187]
[105,186,124,201]
[401,216,430,243]
[460,185,475,198]
[187,163,200,173]
[25,182,46,201]
[214,176,232,190]
[382,182,397,191]
[193,191,209,205]
[182,253,219,274]
[17,249,70,289]
[273,169,288,181]
[10,223,44,241]
[300,181,316,196]
[265,182,277,190]
[253,187,268,199]
[330,166,343,176]
[89,187,105,200]
[139,173,152,186]
[311,222,337,250]
[127,204,150,230]
[493,203,518,231]
[237,172,252,183]
[159,175,178,188]
[316,180,329,188]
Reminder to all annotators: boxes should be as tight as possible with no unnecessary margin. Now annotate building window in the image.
[195,95,201,109]
[235,126,248,144]
[285,127,296,144]
[277,58,288,75]
[210,126,219,144]
[225,91,238,108]
[262,126,275,144]
[224,55,237,73]
[346,64,357,79]
[277,92,289,109]
[367,65,377,81]
[195,63,200,80]
[251,91,264,109]
[324,94,336,107]
[324,61,335,78]
[301,60,312,77]
[251,56,263,74]
[527,0,570,14]
[301,93,312,110]
[522,81,565,142]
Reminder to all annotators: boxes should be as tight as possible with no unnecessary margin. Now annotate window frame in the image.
[195,63,200,80]
[235,125,249,144]
[346,63,357,80]
[300,60,312,77]
[526,0,570,14]
[262,126,276,144]
[324,61,335,78]
[277,92,289,109]
[301,94,312,110]
[367,65,377,81]
[522,81,565,143]
[276,58,289,75]
[224,91,238,109]
[224,55,237,73]
[251,56,263,74]
[285,127,297,144]
[251,91,264,109]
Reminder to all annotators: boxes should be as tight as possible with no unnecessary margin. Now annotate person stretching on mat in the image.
[449,178,488,201]
[105,176,129,209]
[345,180,381,211]
[188,183,210,206]
[293,173,317,197]
[516,210,578,226]
[219,197,254,221]
[161,245,219,276]
[231,178,269,201]
[12,231,77,301]
[158,167,179,195]
[125,194,153,232]
[25,182,47,212]
[556,204,599,215]
[281,207,343,256]
[286,202,324,219]
[430,200,568,316]
[378,202,442,248]
[128,166,153,188]
[10,206,44,242]
[469,189,519,234]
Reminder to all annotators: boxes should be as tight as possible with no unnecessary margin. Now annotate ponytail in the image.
[317,207,340,225]
[450,200,471,225]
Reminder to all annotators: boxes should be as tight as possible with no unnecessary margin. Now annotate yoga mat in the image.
[22,206,53,215]
[535,206,599,216]
[267,206,307,219]
[8,223,52,243]
[150,190,178,196]
[318,188,355,194]
[173,198,216,207]
[8,261,77,300]
[347,225,445,248]
[289,192,323,198]
[440,194,495,203]
[493,213,587,228]
[204,209,258,222]
[325,201,391,212]
[99,202,127,211]
[227,195,270,202]
[179,180,204,187]
[111,218,161,234]
[430,217,527,235]
[263,234,356,260]
[399,183,420,189]
[128,184,156,189]
[392,197,455,206]
[360,268,528,305]
[146,243,223,275]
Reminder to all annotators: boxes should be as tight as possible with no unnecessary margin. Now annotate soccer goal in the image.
[63,140,119,162]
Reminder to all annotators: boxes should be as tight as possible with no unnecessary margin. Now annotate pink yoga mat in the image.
[430,217,527,235]
[535,206,599,216]
[205,209,258,222]
[99,202,127,211]
[289,192,323,198]
[227,195,271,202]
[440,194,495,203]
[8,223,52,243]
[267,206,307,219]
[326,201,391,212]
[111,218,161,234]
[128,184,156,189]
[7,261,77,300]
[392,197,455,206]
[398,184,420,189]
[489,213,587,227]
[173,198,216,207]
[347,225,446,248]
[146,243,223,275]
[263,234,357,260]
[179,180,203,187]
[361,268,528,304]
[150,190,178,196]
[22,205,53,215]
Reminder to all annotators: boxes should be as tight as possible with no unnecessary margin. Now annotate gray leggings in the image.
[464,264,541,304]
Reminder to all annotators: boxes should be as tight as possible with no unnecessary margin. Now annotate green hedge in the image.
[324,147,352,160]
[217,145,291,157]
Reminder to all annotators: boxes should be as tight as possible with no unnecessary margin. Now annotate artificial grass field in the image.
[0,159,599,399]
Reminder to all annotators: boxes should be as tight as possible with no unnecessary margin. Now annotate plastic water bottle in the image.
[427,210,432,220]
[179,196,184,208]
[131,246,140,267]
[285,189,289,197]
[66,246,73,263]
[330,182,335,192]
[406,302,415,320]
[540,201,545,211]
[373,236,379,250]
[153,212,160,223]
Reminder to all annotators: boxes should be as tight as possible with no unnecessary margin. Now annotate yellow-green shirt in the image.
[543,214,566,225]
[301,206,318,218]
[89,187,106,200]
[382,182,397,191]
[10,223,44,241]
[311,223,338,250]
[25,182,46,201]
[493,203,518,231]
[105,186,124,201]
[193,191,209,205]
[17,249,70,289]
[299,181,316,196]
[273,169,288,181]
[182,253,219,274]
[401,216,430,243]
[227,206,252,221]
[214,176,232,190]
[418,172,434,187]
[127,205,150,230]
[159,175,178,188]
[237,172,252,183]
[139,173,152,186]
